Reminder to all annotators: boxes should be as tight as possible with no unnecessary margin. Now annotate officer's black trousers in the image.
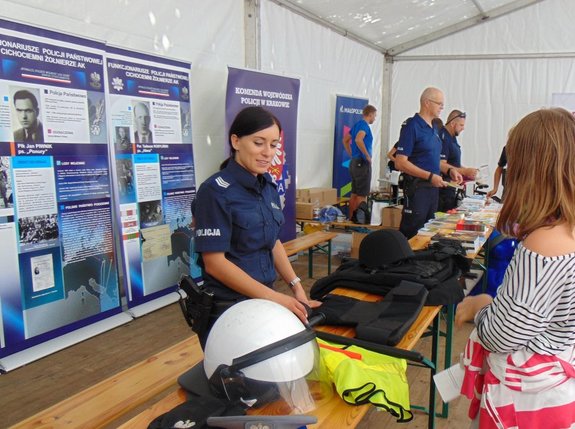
[399,186,438,239]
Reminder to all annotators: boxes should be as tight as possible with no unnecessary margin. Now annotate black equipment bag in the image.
[310,240,468,305]
[311,280,428,346]
[351,201,371,224]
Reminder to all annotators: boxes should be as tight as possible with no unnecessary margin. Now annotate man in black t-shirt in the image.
[487,146,507,200]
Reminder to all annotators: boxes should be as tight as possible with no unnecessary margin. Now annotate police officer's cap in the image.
[359,229,414,268]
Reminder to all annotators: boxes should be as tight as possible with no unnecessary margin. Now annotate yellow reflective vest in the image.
[317,338,413,422]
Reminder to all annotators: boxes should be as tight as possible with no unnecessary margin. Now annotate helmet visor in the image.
[218,339,333,413]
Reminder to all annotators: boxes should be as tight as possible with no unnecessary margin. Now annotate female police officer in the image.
[192,106,320,347]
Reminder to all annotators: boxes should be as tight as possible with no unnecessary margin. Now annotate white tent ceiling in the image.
[270,0,544,55]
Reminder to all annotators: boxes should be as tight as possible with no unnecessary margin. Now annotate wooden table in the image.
[119,232,471,429]
[119,292,444,429]
[296,218,391,231]
[310,288,442,429]
[283,230,339,277]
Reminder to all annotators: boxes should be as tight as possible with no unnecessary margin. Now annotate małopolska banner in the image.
[106,48,197,309]
[332,95,368,202]
[225,67,300,242]
[0,19,120,359]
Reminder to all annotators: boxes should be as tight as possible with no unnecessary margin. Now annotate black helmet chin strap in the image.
[228,328,316,374]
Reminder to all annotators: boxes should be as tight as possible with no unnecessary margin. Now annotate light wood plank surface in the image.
[283,231,339,256]
[12,336,203,429]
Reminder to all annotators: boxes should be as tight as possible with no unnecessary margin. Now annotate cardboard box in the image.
[296,187,338,206]
[350,232,368,259]
[321,188,338,206]
[296,202,314,220]
[382,205,402,229]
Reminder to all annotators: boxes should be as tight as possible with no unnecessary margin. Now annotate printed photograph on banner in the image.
[180,105,192,141]
[139,199,163,228]
[0,156,13,212]
[132,100,153,144]
[115,157,135,201]
[114,126,132,151]
[9,86,45,144]
[18,214,59,250]
[30,253,55,292]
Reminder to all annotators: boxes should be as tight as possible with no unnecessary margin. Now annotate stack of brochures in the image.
[430,231,485,255]
[418,200,503,243]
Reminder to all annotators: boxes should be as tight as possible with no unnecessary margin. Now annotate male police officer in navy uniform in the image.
[438,109,478,211]
[395,87,463,239]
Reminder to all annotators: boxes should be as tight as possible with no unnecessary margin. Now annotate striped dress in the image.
[460,244,575,429]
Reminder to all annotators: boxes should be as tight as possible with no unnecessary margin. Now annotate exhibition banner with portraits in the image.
[332,95,368,202]
[225,67,300,241]
[106,48,195,309]
[0,19,121,361]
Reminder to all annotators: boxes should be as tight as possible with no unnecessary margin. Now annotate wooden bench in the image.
[12,336,203,429]
[282,230,339,278]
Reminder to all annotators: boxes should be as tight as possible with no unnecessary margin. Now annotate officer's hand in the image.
[455,294,493,328]
[292,288,322,310]
[273,291,309,324]
[461,167,478,180]
[430,174,446,188]
[450,169,464,184]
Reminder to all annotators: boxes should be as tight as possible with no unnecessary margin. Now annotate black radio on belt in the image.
[178,275,214,336]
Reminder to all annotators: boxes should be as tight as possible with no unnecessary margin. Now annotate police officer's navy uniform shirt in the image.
[193,158,284,300]
[396,113,442,174]
[350,119,373,160]
[439,128,462,168]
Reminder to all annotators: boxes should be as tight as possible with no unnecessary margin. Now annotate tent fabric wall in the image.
[260,0,384,189]
[391,58,575,192]
[0,0,244,184]
[403,0,575,57]
[3,0,575,195]
[390,0,575,198]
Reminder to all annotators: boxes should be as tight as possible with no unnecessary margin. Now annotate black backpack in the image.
[351,201,370,224]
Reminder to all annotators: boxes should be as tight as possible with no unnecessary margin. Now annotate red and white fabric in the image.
[461,329,575,429]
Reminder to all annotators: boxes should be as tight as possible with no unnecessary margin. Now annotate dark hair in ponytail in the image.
[220,107,282,170]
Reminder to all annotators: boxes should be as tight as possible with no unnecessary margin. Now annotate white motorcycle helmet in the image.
[203,299,332,412]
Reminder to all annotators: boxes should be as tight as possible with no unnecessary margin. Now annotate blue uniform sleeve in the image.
[396,120,416,157]
[193,182,232,253]
[440,131,449,161]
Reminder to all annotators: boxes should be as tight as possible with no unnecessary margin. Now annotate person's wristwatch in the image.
[288,277,301,288]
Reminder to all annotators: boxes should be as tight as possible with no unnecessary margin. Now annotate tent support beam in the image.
[387,0,544,56]
[244,0,261,70]
[269,0,386,54]
[396,51,575,62]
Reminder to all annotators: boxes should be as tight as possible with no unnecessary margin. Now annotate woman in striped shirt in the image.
[455,108,575,429]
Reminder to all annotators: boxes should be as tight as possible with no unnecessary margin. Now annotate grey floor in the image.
[1,239,476,428]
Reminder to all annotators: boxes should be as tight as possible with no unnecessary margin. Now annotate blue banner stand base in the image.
[0,313,132,373]
[127,291,180,318]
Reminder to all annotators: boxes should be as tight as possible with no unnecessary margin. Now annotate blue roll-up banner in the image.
[105,48,197,309]
[332,95,368,203]
[225,67,300,242]
[0,19,122,360]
